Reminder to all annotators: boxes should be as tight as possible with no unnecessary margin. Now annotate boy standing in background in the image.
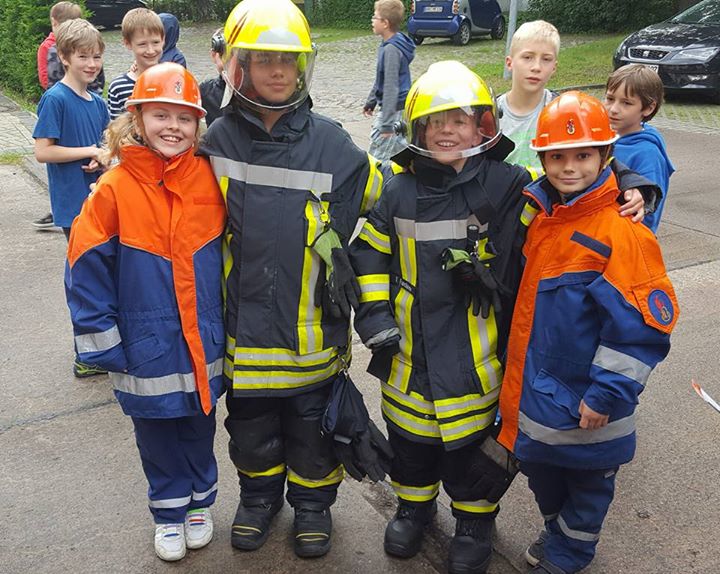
[107,8,164,119]
[33,18,110,377]
[604,64,674,233]
[363,0,415,160]
[497,20,559,174]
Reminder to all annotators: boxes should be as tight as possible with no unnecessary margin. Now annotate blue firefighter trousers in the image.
[132,410,218,524]
[520,461,619,574]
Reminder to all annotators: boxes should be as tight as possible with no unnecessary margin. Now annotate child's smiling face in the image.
[542,146,604,197]
[423,109,483,171]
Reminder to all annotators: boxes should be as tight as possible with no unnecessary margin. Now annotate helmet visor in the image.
[222,46,316,112]
[404,105,501,161]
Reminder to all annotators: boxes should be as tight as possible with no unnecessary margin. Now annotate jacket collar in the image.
[412,154,485,194]
[231,98,312,141]
[118,145,197,183]
[524,165,621,218]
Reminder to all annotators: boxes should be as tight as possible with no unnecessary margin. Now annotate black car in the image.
[613,0,720,103]
[86,0,148,29]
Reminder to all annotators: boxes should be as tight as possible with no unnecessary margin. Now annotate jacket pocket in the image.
[124,333,164,370]
[527,369,582,430]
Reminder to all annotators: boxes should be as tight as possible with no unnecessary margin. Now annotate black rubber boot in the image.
[384,499,438,558]
[231,498,283,551]
[447,516,495,574]
[293,507,332,558]
[531,559,569,574]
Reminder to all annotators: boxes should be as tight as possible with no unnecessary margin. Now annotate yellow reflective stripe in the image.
[287,465,344,488]
[232,359,341,390]
[360,154,383,214]
[520,201,541,227]
[466,304,502,395]
[381,381,435,416]
[388,233,416,394]
[382,398,440,439]
[526,166,542,181]
[299,200,324,354]
[434,388,500,419]
[358,273,390,303]
[237,463,286,478]
[438,409,497,443]
[390,161,405,175]
[476,237,495,262]
[234,346,337,367]
[391,481,440,502]
[358,221,392,254]
[452,500,498,514]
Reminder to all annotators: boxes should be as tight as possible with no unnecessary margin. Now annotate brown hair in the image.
[50,2,82,24]
[101,108,201,164]
[375,0,404,31]
[606,64,664,121]
[121,8,164,43]
[55,18,104,61]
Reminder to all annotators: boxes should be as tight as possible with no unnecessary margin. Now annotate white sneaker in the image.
[154,523,186,561]
[185,508,214,550]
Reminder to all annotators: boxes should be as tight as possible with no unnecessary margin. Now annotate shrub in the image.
[310,0,412,28]
[525,0,677,33]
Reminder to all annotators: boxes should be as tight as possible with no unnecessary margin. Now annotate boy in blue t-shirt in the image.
[604,64,675,233]
[33,18,109,377]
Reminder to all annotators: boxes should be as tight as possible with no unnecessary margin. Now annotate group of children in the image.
[35,0,679,572]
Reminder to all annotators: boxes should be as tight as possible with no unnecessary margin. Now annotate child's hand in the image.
[363,107,374,117]
[619,188,645,222]
[82,159,103,173]
[579,399,609,430]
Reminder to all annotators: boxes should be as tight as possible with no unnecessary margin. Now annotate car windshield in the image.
[671,0,720,24]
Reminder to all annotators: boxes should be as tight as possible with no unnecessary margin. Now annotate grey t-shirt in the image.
[497,89,555,173]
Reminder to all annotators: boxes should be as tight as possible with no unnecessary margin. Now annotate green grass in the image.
[0,152,26,165]
[311,27,368,43]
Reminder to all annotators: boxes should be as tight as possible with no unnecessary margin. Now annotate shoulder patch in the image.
[632,276,679,334]
[648,289,674,326]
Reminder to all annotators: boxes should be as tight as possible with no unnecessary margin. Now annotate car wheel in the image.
[453,21,471,46]
[490,16,506,40]
[412,35,425,45]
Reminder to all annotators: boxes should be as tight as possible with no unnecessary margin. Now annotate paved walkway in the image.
[0,93,35,155]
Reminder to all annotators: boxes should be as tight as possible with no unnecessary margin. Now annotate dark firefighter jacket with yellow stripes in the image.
[199,100,382,397]
[350,155,532,450]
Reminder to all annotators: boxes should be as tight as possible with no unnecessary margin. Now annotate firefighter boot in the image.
[293,506,332,558]
[231,498,283,551]
[447,516,495,574]
[384,499,438,558]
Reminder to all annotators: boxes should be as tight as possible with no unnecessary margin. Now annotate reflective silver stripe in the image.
[394,216,486,241]
[149,494,192,509]
[210,156,332,197]
[452,500,497,513]
[434,388,500,417]
[543,512,559,521]
[192,483,218,501]
[381,382,434,415]
[359,222,391,254]
[518,411,635,446]
[111,358,223,397]
[439,410,496,442]
[592,345,651,386]
[557,515,601,542]
[75,325,122,354]
[391,481,440,499]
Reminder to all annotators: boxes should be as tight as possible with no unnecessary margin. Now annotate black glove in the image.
[334,419,394,482]
[442,247,504,319]
[314,247,362,319]
[464,435,520,503]
[370,333,400,362]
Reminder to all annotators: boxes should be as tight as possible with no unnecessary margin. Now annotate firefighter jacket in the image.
[497,167,678,469]
[65,145,227,418]
[350,154,532,450]
[199,100,383,398]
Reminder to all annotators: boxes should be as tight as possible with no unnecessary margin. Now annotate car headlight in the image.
[614,39,628,59]
[668,47,720,62]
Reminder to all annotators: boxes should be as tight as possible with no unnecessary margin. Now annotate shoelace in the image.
[186,509,207,528]
[158,523,183,539]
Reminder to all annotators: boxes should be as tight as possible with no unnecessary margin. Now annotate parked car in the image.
[613,0,720,104]
[407,0,506,46]
[86,0,148,29]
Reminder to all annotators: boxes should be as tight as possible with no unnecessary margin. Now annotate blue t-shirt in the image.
[33,82,110,228]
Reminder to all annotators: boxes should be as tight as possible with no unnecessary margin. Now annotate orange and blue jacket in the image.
[65,146,226,418]
[497,166,678,469]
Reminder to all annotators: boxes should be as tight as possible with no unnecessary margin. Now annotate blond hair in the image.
[510,20,560,57]
[55,18,104,61]
[375,0,405,31]
[50,1,82,24]
[606,64,664,122]
[121,8,164,43]
[101,109,202,165]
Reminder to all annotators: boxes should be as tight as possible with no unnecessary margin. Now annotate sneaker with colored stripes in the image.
[72,359,108,378]
[185,508,213,550]
[154,523,186,561]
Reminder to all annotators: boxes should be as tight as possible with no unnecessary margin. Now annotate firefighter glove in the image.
[465,435,520,503]
[441,248,504,319]
[312,228,361,319]
[366,327,401,360]
[334,420,393,483]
